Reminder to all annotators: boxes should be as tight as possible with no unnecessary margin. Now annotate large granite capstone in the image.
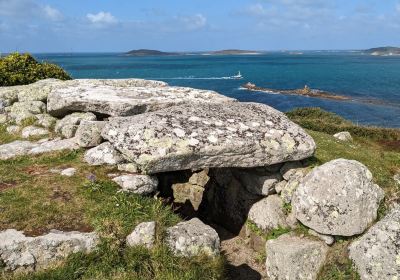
[102,102,316,174]
[47,79,235,117]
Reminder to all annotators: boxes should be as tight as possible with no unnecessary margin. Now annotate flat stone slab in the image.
[47,79,235,117]
[102,102,316,174]
[0,229,98,272]
[0,138,80,160]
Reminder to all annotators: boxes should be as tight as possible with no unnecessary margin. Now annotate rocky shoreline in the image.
[0,78,398,279]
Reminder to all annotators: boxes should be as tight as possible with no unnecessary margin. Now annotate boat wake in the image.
[152,72,243,80]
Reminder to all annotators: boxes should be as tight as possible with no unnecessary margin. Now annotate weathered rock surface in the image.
[237,169,281,196]
[333,131,353,141]
[394,173,400,185]
[308,229,335,246]
[35,114,57,128]
[102,103,316,174]
[166,218,220,257]
[265,234,328,280]
[280,167,308,204]
[8,101,46,124]
[21,126,49,138]
[248,195,288,231]
[292,159,385,236]
[55,112,97,139]
[0,229,98,272]
[172,169,209,210]
[75,121,106,147]
[29,138,80,155]
[84,142,124,166]
[349,205,400,280]
[112,174,158,194]
[6,125,21,134]
[0,141,38,160]
[47,79,234,117]
[17,79,65,102]
[0,86,19,104]
[0,138,79,160]
[126,221,156,249]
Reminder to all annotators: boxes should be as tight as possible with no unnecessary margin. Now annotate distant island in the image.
[206,49,263,55]
[365,46,400,56]
[125,49,177,56]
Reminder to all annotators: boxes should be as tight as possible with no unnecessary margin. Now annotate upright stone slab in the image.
[102,102,316,174]
[292,159,384,236]
[47,79,235,117]
[349,205,400,280]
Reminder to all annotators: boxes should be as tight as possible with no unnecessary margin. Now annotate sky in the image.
[1,0,400,52]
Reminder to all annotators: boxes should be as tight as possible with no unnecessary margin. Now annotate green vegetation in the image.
[287,107,400,142]
[0,151,224,279]
[0,52,71,86]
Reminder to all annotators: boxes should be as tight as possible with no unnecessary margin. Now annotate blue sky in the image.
[1,0,400,52]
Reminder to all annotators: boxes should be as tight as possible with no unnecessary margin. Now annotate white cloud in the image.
[86,12,117,25]
[247,4,270,16]
[43,5,63,21]
[177,13,207,30]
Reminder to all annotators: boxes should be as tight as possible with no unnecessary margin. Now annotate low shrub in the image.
[286,107,400,141]
[0,52,71,86]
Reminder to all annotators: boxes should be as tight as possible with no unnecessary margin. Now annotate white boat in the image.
[231,71,243,79]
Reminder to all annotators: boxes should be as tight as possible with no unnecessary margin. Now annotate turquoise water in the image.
[35,52,400,128]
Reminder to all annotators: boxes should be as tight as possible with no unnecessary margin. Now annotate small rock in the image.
[0,140,38,160]
[349,204,400,280]
[0,113,9,124]
[6,125,21,134]
[238,170,281,196]
[126,221,156,249]
[274,180,287,194]
[308,229,335,246]
[292,159,385,236]
[280,161,304,180]
[333,131,353,141]
[75,120,106,148]
[60,168,76,177]
[84,142,124,166]
[28,138,79,156]
[35,114,57,129]
[266,233,328,280]
[21,126,49,138]
[118,163,139,173]
[166,218,220,257]
[0,229,98,272]
[9,101,46,124]
[285,212,298,229]
[393,173,400,185]
[113,174,158,195]
[248,195,288,231]
[55,112,97,139]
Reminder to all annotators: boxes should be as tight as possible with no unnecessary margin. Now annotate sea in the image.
[34,51,400,128]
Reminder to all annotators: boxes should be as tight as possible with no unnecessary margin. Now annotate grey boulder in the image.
[0,229,98,272]
[47,78,234,117]
[75,120,106,147]
[349,205,400,280]
[55,112,97,139]
[21,126,49,138]
[333,131,353,141]
[102,102,316,174]
[84,142,124,166]
[248,195,288,231]
[126,221,156,249]
[166,218,220,257]
[112,174,158,195]
[292,159,384,236]
[266,234,328,280]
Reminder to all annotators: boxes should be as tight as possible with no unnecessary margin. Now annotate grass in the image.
[0,151,224,279]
